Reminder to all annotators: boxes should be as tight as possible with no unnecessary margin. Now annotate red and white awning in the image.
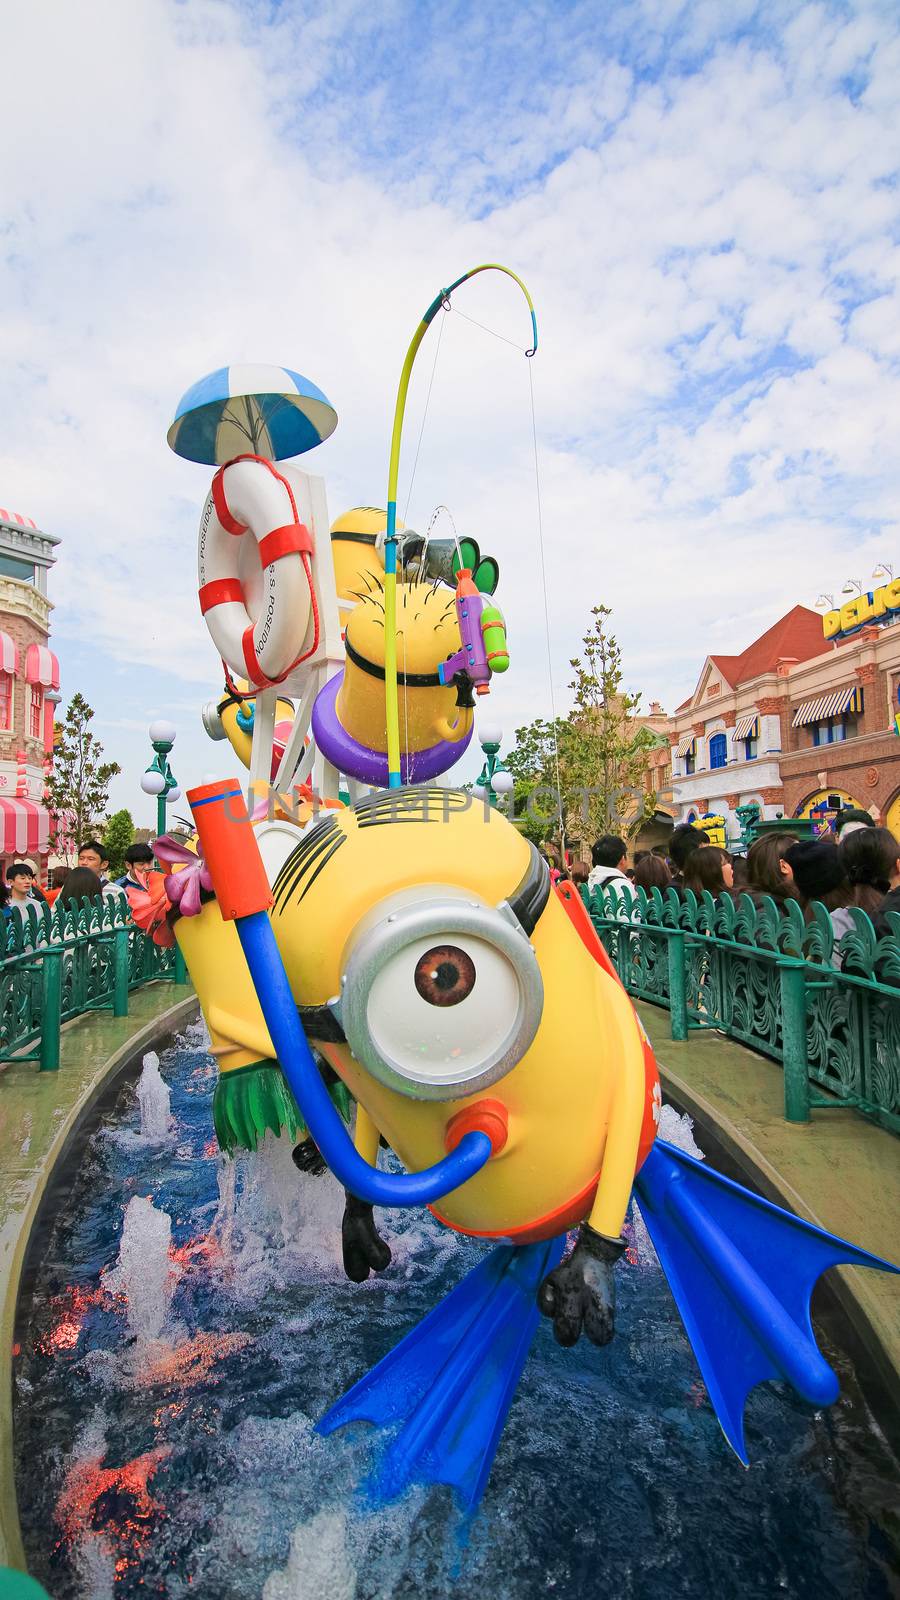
[0,798,50,856]
[0,631,19,674]
[25,643,60,688]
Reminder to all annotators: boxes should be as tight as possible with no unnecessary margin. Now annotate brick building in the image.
[665,598,900,844]
[633,700,676,850]
[0,506,60,874]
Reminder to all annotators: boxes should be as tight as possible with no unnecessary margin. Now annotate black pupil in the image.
[414,945,476,1007]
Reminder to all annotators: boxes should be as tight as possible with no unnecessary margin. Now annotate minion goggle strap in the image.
[328,846,549,1103]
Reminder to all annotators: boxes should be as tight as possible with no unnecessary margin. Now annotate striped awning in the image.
[0,798,49,856]
[0,631,18,675]
[25,643,60,689]
[674,733,695,757]
[791,687,863,727]
[734,714,759,740]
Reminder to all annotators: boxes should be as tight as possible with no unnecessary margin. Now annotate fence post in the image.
[778,958,810,1123]
[667,930,688,1041]
[39,950,62,1072]
[113,928,130,1018]
[174,945,188,985]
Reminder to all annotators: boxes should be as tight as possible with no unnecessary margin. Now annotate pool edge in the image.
[1,992,200,1576]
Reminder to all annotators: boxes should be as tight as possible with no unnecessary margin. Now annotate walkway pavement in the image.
[637,1001,900,1415]
[0,983,198,1573]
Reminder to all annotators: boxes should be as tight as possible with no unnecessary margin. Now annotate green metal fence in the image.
[586,885,900,1136]
[0,896,188,1072]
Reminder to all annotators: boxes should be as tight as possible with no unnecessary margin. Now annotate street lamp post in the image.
[472,724,515,808]
[141,721,181,840]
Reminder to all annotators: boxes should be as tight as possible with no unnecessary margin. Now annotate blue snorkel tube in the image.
[188,781,493,1206]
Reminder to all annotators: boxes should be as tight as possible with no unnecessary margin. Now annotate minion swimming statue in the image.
[184,777,897,1509]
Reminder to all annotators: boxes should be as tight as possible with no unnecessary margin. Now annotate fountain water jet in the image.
[104,1195,174,1342]
[137,1051,172,1142]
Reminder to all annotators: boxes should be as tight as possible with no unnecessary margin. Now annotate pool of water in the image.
[13,1025,900,1599]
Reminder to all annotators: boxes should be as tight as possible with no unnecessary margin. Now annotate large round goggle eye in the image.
[413,944,477,1007]
[337,898,543,1101]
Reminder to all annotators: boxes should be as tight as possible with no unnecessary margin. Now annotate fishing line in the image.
[528,358,565,852]
[402,306,447,524]
[449,303,529,352]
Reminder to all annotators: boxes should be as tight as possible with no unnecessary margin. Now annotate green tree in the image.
[503,716,569,845]
[45,693,121,864]
[102,808,135,877]
[566,605,657,840]
[504,607,657,847]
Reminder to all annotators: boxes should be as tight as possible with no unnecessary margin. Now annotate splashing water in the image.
[136,1051,172,1142]
[263,1507,357,1600]
[13,1033,900,1600]
[103,1195,174,1343]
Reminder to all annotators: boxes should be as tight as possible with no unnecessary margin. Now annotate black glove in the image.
[451,670,476,709]
[291,1139,327,1177]
[537,1225,625,1347]
[342,1194,392,1283]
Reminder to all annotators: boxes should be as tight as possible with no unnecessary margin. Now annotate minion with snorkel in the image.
[185,777,897,1508]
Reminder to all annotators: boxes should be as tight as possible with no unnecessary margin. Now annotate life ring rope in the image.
[199,453,321,688]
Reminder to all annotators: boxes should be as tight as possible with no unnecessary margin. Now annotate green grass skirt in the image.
[213,1059,352,1155]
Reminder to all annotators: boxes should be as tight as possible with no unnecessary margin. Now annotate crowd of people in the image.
[0,841,156,922]
[571,808,900,947]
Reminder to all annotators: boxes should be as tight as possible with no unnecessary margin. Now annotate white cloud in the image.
[0,0,898,817]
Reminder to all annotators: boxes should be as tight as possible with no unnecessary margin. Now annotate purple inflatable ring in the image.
[311,670,473,786]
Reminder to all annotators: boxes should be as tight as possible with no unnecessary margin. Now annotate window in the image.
[684,750,695,776]
[0,672,11,731]
[709,733,727,769]
[29,685,42,739]
[812,716,849,746]
[0,554,35,583]
[744,735,758,761]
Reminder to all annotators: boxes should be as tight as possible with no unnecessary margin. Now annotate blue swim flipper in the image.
[317,1235,565,1509]
[633,1139,898,1462]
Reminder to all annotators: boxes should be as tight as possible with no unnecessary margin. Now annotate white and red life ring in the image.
[197,455,319,687]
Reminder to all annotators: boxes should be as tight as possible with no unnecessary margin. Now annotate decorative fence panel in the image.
[0,896,185,1072]
[587,885,900,1136]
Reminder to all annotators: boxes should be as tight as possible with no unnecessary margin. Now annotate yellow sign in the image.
[694,813,726,848]
[823,576,900,639]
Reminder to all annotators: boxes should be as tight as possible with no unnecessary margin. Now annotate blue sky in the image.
[1,0,899,821]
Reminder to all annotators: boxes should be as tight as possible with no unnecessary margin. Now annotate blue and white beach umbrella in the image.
[167,363,338,465]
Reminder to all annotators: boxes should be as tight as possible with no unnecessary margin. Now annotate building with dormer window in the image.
[0,506,61,874]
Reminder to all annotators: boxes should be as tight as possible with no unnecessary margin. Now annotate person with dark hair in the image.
[730,855,750,891]
[840,826,900,918]
[632,854,672,894]
[834,807,874,840]
[784,839,856,961]
[6,861,39,919]
[587,834,629,894]
[872,834,900,938]
[668,823,709,887]
[682,846,734,898]
[43,865,71,907]
[746,833,801,909]
[78,840,110,883]
[58,867,104,906]
[116,842,155,891]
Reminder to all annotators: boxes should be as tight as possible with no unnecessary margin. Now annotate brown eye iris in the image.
[413,944,476,1007]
